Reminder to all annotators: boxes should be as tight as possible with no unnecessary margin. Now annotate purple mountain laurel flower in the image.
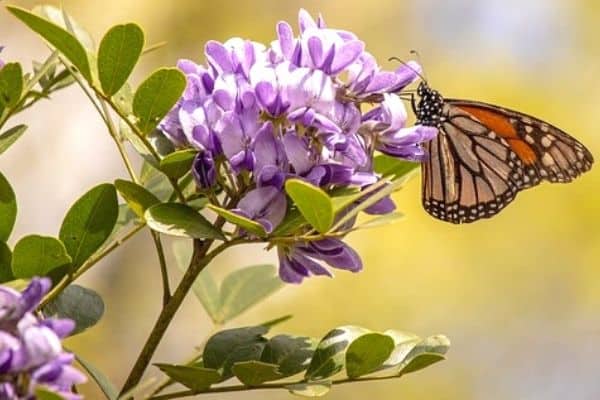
[159,9,438,283]
[0,278,86,399]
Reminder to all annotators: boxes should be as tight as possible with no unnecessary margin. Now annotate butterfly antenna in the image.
[388,55,427,83]
[410,50,428,81]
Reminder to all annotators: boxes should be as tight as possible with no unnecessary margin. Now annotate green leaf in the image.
[172,241,221,322]
[378,330,420,372]
[35,388,65,400]
[44,284,104,335]
[145,203,224,240]
[159,149,197,179]
[7,6,92,82]
[105,204,137,245]
[286,381,331,398]
[203,326,268,379]
[398,335,450,375]
[305,326,367,381]
[207,204,267,238]
[284,179,333,233]
[261,335,317,376]
[140,161,173,200]
[33,5,95,50]
[218,264,283,323]
[271,207,307,236]
[11,235,71,278]
[0,63,24,108]
[232,360,283,386]
[0,241,14,283]
[155,364,221,392]
[373,154,420,180]
[0,125,27,155]
[0,172,17,242]
[133,68,186,134]
[76,354,118,400]
[114,179,160,219]
[59,184,119,269]
[345,333,395,378]
[98,23,144,96]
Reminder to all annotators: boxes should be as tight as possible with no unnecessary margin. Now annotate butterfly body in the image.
[414,82,594,224]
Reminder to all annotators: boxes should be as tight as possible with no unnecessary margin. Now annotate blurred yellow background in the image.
[1,0,599,399]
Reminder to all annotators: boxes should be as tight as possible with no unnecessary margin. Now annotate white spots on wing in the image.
[541,135,552,148]
[520,116,533,124]
[540,124,550,132]
[525,134,534,144]
[524,125,534,134]
[542,152,555,167]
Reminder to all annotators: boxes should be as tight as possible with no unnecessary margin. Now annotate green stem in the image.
[40,223,145,308]
[147,374,408,399]
[151,231,171,306]
[119,233,243,396]
[95,92,186,203]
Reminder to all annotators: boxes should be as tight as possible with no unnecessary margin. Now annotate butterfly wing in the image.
[422,100,594,224]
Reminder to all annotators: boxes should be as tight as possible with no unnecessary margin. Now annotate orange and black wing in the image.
[422,100,593,224]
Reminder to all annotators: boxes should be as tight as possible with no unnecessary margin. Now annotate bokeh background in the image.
[1,0,599,399]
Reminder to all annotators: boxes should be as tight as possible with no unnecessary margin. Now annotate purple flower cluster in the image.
[0,278,86,399]
[160,9,437,283]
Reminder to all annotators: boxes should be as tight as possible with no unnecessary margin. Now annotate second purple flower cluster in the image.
[160,9,437,283]
[0,278,86,399]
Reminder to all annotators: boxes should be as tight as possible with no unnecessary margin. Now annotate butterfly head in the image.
[415,82,444,128]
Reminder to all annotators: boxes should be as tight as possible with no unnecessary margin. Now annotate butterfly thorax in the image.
[414,82,445,128]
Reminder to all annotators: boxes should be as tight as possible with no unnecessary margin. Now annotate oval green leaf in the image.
[11,235,71,278]
[345,333,395,378]
[398,334,450,375]
[7,6,92,82]
[0,241,14,283]
[155,364,221,392]
[207,204,267,238]
[59,184,119,269]
[232,360,283,386]
[98,23,144,96]
[0,125,27,156]
[159,149,197,179]
[0,63,24,108]
[44,284,104,335]
[203,326,268,378]
[145,203,225,240]
[284,179,333,234]
[114,179,160,219]
[261,335,317,377]
[0,172,17,242]
[133,68,186,134]
[35,388,64,400]
[305,326,368,381]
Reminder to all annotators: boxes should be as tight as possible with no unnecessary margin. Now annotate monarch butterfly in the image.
[412,81,594,224]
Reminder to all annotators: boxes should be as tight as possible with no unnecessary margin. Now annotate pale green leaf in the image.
[145,203,224,240]
[285,179,333,233]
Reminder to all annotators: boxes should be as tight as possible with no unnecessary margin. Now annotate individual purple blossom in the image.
[361,94,438,161]
[278,238,363,284]
[0,278,86,399]
[159,9,437,283]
